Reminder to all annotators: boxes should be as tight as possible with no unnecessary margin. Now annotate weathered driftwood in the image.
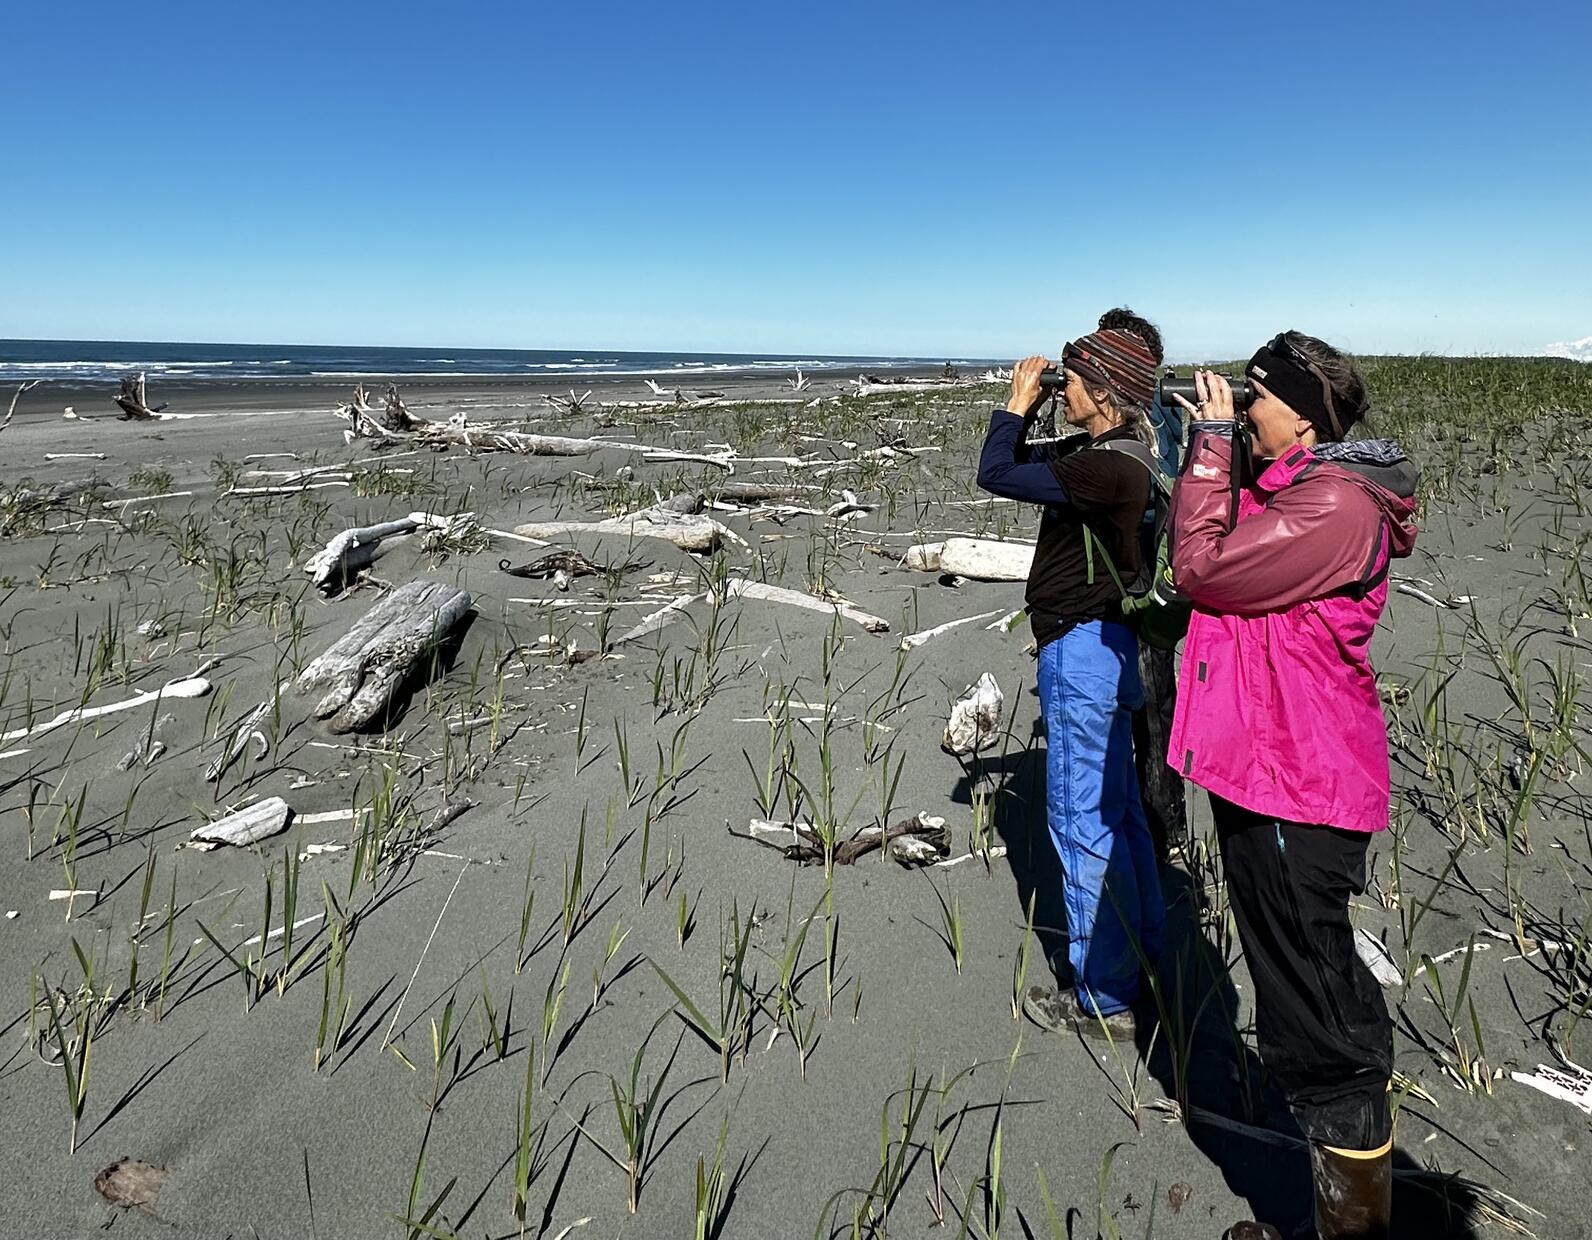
[906,537,1034,581]
[297,579,473,732]
[0,676,211,744]
[114,372,168,421]
[205,701,272,782]
[610,578,886,647]
[612,594,701,646]
[3,379,40,433]
[514,504,748,553]
[714,481,822,503]
[900,609,1006,651]
[190,797,292,850]
[733,812,950,867]
[942,672,1005,756]
[302,511,476,591]
[725,578,889,633]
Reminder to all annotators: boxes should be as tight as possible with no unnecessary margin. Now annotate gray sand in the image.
[0,369,1585,1239]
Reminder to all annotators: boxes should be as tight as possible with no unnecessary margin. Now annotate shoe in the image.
[1222,1224,1283,1240]
[1310,1140,1391,1239]
[1021,985,1137,1042]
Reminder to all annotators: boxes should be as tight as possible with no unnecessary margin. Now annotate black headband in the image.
[1244,336,1345,440]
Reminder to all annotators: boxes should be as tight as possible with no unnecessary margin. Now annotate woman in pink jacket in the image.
[1167,333,1417,1240]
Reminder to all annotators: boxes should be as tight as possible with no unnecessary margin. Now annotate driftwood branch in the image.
[3,379,40,433]
[297,579,473,732]
[302,511,478,591]
[114,372,168,421]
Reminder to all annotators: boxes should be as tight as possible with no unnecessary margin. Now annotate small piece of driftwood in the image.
[297,579,473,732]
[942,672,1005,756]
[205,701,272,783]
[113,372,168,421]
[734,812,950,867]
[724,578,889,633]
[901,609,1006,650]
[1,676,211,744]
[904,537,1034,581]
[609,577,885,646]
[514,504,748,553]
[190,797,293,850]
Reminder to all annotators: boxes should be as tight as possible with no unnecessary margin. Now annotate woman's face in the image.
[1246,380,1315,458]
[1062,368,1103,425]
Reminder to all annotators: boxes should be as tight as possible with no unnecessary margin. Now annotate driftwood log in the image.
[297,579,473,732]
[114,372,168,421]
[906,538,1034,581]
[514,504,747,553]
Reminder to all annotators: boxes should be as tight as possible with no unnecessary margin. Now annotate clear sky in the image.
[4,0,1589,361]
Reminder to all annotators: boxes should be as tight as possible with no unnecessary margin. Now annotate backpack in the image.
[1081,438,1192,651]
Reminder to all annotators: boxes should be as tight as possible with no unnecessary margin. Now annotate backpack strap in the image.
[1091,438,1172,497]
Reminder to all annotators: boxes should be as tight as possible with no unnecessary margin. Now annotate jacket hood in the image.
[1313,439,1419,558]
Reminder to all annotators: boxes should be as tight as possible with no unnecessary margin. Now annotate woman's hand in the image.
[1006,355,1051,417]
[1169,369,1236,422]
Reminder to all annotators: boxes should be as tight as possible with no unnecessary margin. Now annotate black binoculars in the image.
[1038,366,1254,409]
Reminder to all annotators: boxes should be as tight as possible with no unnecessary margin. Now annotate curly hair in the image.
[1097,307,1165,365]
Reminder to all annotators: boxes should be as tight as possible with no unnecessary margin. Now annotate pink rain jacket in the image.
[1167,429,1419,833]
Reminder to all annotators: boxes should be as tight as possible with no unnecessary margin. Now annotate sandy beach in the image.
[2,357,1590,1239]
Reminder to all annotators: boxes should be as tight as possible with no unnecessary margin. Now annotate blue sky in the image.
[3,0,1589,360]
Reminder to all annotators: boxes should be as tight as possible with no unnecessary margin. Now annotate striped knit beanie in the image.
[1062,328,1158,409]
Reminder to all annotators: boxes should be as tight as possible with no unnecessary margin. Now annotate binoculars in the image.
[1038,366,1254,410]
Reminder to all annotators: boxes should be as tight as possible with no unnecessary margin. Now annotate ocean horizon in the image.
[0,339,981,384]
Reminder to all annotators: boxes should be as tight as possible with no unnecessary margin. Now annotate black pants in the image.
[1213,794,1392,1149]
[1134,643,1186,861]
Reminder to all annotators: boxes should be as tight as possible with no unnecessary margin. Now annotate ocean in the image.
[0,340,972,384]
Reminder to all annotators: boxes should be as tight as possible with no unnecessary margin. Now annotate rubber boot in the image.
[1309,1139,1392,1239]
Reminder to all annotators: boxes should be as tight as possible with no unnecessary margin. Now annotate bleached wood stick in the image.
[1,677,211,744]
[900,609,1005,650]
[205,701,273,782]
[103,491,194,509]
[224,481,351,497]
[610,594,705,646]
[725,578,889,633]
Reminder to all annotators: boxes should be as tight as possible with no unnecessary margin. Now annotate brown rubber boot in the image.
[1310,1140,1392,1239]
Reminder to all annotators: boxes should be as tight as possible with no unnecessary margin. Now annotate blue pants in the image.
[1037,620,1165,1015]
